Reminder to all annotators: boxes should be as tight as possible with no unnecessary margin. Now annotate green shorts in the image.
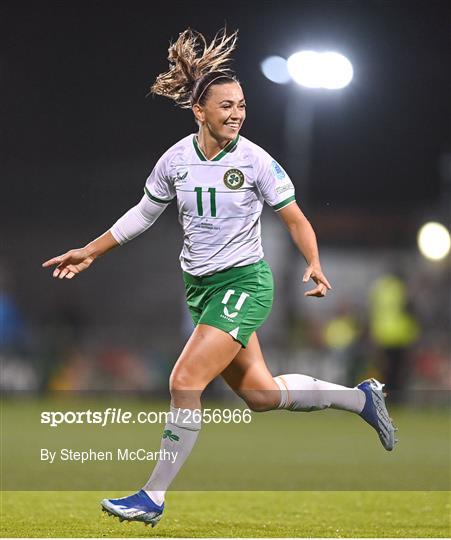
[183,260,274,347]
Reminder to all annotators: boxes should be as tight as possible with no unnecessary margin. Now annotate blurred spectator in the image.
[97,347,152,390]
[323,301,366,385]
[413,335,450,390]
[0,291,26,351]
[48,349,94,391]
[369,273,420,400]
[0,270,39,391]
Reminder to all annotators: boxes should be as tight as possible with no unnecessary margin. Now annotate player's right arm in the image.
[42,192,171,279]
[42,231,119,279]
[42,149,176,280]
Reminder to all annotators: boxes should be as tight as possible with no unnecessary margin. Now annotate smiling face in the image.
[192,82,246,142]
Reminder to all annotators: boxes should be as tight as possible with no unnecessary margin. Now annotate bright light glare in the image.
[320,52,354,89]
[287,51,319,88]
[417,222,451,261]
[260,56,291,84]
[287,50,353,89]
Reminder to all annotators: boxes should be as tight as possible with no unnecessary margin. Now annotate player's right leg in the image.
[101,323,242,526]
[101,490,164,527]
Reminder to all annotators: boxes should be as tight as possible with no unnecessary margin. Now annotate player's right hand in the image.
[42,248,95,279]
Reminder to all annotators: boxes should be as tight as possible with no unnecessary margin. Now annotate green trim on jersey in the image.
[273,195,296,211]
[144,186,172,204]
[192,135,240,162]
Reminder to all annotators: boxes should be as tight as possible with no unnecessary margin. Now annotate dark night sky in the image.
[2,0,450,225]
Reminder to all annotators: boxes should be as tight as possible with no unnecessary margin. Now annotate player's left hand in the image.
[302,264,332,298]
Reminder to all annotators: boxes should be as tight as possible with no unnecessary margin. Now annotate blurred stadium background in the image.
[1,1,450,402]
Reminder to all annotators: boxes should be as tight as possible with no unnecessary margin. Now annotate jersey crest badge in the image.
[223,169,245,190]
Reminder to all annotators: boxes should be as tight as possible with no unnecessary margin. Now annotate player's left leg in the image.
[222,332,365,413]
[220,332,281,411]
[221,332,397,450]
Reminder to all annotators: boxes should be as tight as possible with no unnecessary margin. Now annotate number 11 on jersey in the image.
[194,187,216,217]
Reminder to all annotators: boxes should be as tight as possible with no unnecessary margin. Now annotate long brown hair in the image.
[150,28,239,108]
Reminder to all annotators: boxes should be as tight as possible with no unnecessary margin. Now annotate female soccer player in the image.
[42,29,396,527]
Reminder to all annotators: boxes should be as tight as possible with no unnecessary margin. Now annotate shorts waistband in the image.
[183,260,265,286]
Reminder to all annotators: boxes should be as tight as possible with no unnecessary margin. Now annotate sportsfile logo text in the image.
[40,408,252,427]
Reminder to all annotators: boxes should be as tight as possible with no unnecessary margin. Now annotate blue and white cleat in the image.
[357,378,398,451]
[101,490,164,527]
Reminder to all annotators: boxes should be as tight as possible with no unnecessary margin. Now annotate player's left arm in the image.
[277,202,332,298]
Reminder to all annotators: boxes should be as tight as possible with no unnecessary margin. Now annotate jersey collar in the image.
[193,134,239,162]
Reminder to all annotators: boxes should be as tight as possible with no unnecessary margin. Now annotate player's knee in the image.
[169,369,205,394]
[169,370,189,393]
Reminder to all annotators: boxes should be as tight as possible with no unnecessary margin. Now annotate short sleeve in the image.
[255,154,296,211]
[144,152,176,205]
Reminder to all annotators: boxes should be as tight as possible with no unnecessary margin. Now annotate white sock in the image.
[143,406,201,505]
[274,374,365,413]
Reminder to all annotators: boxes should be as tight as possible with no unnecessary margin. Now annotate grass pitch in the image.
[3,398,449,491]
[1,398,450,536]
[1,490,449,537]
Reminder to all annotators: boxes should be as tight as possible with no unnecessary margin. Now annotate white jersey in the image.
[144,133,296,276]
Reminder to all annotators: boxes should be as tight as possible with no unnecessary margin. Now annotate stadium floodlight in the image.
[286,50,353,89]
[417,221,451,261]
[260,56,291,84]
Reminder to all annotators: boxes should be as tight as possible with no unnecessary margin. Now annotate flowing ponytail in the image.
[150,28,239,108]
